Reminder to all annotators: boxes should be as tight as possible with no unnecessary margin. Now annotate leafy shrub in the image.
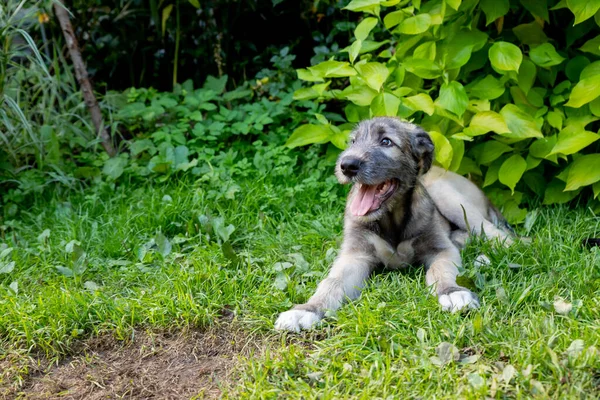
[103,68,328,182]
[287,0,600,223]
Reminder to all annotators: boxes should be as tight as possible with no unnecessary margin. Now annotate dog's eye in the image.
[381,138,392,146]
[351,138,356,144]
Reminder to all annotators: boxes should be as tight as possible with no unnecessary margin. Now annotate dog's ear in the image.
[410,128,434,174]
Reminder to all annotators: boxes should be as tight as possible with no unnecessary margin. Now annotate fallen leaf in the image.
[566,339,585,357]
[553,296,573,314]
[474,254,491,267]
[502,364,516,383]
[435,342,460,365]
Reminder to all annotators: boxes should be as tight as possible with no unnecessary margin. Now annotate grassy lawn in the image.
[1,165,599,398]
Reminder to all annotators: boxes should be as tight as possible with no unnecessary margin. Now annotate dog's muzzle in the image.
[340,157,362,178]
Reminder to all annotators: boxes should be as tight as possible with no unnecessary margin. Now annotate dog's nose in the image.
[340,157,361,177]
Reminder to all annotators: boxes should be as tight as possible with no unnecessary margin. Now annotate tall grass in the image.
[0,0,94,187]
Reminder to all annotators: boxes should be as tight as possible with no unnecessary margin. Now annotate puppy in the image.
[275,117,514,332]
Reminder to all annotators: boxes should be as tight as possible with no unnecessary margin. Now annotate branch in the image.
[53,2,116,157]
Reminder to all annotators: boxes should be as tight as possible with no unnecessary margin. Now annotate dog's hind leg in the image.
[437,197,514,246]
[423,245,480,313]
[274,251,375,332]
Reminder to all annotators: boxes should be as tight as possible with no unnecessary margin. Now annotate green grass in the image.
[1,167,600,398]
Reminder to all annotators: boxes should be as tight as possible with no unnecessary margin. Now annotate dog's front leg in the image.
[275,251,375,332]
[424,246,480,313]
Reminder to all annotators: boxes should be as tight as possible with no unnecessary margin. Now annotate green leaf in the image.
[344,0,382,15]
[499,155,527,193]
[330,129,351,150]
[414,42,436,60]
[130,139,156,156]
[524,172,546,196]
[102,155,128,180]
[546,111,563,130]
[499,104,543,139]
[549,126,600,155]
[204,75,228,93]
[489,42,523,73]
[590,96,600,116]
[513,22,549,45]
[293,82,331,100]
[396,35,427,59]
[429,131,453,169]
[457,157,483,176]
[384,10,405,29]
[212,217,236,244]
[503,200,528,225]
[355,17,378,41]
[402,57,442,79]
[447,0,461,10]
[403,93,434,115]
[435,81,469,117]
[56,265,74,277]
[341,85,379,106]
[449,138,465,172]
[566,56,591,81]
[161,4,173,37]
[566,154,600,190]
[155,232,172,257]
[544,179,580,204]
[520,0,550,21]
[371,92,401,116]
[441,42,474,70]
[308,60,357,79]
[465,111,510,136]
[529,135,557,159]
[474,140,513,164]
[356,62,390,91]
[360,40,391,54]
[564,75,600,107]
[469,75,506,100]
[517,59,537,94]
[397,14,432,35]
[579,35,600,56]
[285,124,332,148]
[483,158,503,187]
[530,43,566,68]
[594,181,600,198]
[348,39,362,63]
[581,61,600,79]
[345,104,369,122]
[297,68,323,82]
[480,0,509,25]
[566,0,600,25]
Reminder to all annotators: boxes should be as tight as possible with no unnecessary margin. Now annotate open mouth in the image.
[350,179,398,217]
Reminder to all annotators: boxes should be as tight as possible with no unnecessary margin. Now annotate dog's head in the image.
[335,117,434,221]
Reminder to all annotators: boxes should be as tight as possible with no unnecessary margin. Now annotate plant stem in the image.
[53,1,116,157]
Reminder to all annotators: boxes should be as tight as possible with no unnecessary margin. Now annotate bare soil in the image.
[1,324,260,400]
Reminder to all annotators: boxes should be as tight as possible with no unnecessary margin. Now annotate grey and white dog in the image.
[275,117,515,332]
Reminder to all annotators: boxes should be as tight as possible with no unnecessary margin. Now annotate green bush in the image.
[287,0,600,223]
[102,67,330,182]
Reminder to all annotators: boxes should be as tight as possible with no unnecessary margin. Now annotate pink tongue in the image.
[350,184,379,216]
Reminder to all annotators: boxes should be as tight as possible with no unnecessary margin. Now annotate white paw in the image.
[274,309,321,332]
[439,289,480,313]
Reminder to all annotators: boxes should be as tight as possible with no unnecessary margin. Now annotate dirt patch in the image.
[4,324,261,400]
